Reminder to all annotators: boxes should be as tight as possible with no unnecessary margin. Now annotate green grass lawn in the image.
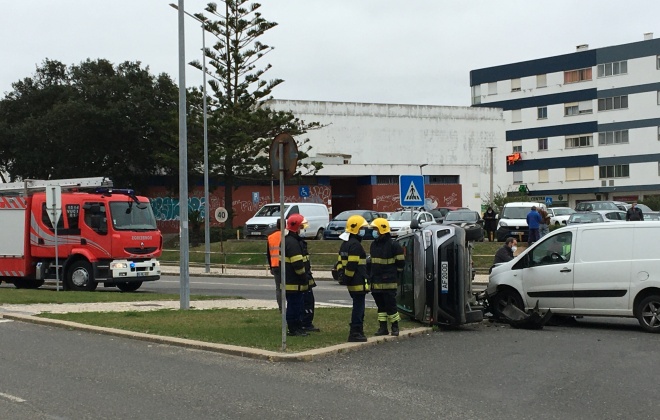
[39,307,418,352]
[0,287,227,305]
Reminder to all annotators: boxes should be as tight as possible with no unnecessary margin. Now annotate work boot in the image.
[347,325,367,342]
[390,322,399,337]
[374,321,389,336]
[302,324,321,332]
[288,328,308,337]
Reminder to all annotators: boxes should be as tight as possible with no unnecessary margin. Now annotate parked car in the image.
[388,210,435,237]
[485,221,660,332]
[495,202,547,242]
[619,202,653,213]
[574,201,620,212]
[644,211,660,221]
[323,209,380,240]
[244,202,329,239]
[566,211,604,225]
[547,207,575,226]
[428,206,467,223]
[441,210,485,242]
[592,210,627,221]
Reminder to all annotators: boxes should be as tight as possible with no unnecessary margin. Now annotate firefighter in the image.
[299,228,320,333]
[337,214,371,342]
[266,219,283,312]
[283,214,310,336]
[369,218,405,336]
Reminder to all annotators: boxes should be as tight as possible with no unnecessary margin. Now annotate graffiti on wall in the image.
[443,193,459,206]
[374,194,444,211]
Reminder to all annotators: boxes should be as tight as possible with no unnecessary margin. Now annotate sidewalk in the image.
[160,264,490,284]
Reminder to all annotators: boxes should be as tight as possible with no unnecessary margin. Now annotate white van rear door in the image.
[572,226,632,311]
[520,230,575,310]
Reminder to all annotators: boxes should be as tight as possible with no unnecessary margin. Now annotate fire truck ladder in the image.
[0,177,113,195]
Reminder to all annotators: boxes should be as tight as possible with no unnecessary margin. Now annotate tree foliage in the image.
[0,59,179,191]
[188,0,323,227]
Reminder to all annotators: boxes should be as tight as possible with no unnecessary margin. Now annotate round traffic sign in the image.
[214,207,228,223]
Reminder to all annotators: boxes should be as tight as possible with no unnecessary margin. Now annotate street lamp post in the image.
[487,147,496,205]
[419,163,428,175]
[170,3,211,273]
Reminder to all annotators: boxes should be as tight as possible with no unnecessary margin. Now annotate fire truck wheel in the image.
[116,282,143,292]
[67,260,98,292]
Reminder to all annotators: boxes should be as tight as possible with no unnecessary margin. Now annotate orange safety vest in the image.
[267,230,282,268]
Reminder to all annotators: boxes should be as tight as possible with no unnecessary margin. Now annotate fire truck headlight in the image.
[111,262,128,269]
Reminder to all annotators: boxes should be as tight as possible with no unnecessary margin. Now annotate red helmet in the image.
[286,214,306,232]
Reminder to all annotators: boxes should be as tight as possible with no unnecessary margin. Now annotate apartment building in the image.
[470,34,660,207]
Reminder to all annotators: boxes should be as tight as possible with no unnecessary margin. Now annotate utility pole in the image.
[487,147,496,205]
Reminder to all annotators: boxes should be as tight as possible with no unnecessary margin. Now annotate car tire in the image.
[489,288,524,320]
[315,229,324,240]
[636,295,660,333]
[453,223,483,242]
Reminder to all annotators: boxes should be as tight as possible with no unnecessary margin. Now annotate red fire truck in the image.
[0,177,162,291]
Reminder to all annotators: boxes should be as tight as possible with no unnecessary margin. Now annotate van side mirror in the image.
[410,218,420,229]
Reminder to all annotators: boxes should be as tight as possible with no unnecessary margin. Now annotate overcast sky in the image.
[2,1,659,107]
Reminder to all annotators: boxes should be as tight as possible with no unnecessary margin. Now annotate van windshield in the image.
[255,205,290,217]
[501,206,534,219]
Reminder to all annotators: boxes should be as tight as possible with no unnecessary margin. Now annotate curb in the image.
[1,313,433,362]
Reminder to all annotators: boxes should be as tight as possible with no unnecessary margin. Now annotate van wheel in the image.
[315,229,324,240]
[67,260,98,292]
[489,288,524,320]
[636,295,660,333]
[554,221,560,226]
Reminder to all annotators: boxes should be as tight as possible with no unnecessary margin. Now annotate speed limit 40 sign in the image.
[214,207,228,223]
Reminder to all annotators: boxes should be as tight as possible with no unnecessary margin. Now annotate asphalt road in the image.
[1,314,659,419]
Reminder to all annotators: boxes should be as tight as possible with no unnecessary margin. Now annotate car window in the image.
[530,231,572,266]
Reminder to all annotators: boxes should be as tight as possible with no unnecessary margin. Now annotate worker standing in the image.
[369,218,405,336]
[337,215,371,342]
[266,219,283,312]
[283,214,310,336]
[299,219,320,333]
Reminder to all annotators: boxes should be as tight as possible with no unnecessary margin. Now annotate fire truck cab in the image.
[0,177,162,291]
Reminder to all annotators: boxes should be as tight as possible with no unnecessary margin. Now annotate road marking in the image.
[0,392,26,403]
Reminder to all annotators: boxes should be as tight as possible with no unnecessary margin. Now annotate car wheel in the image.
[117,281,143,292]
[455,223,483,242]
[554,221,560,226]
[489,288,524,320]
[636,295,660,333]
[315,229,324,240]
[67,260,98,292]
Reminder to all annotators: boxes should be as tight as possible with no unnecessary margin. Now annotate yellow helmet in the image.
[370,218,390,234]
[345,214,368,235]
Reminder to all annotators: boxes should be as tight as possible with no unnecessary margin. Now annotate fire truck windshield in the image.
[109,201,158,231]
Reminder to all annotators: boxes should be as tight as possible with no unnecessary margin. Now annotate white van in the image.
[486,221,660,332]
[243,203,330,239]
[495,201,547,242]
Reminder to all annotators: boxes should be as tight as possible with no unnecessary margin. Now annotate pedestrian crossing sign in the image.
[399,175,425,207]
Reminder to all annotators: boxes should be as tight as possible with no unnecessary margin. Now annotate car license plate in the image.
[250,232,261,236]
[511,231,523,235]
[137,272,148,277]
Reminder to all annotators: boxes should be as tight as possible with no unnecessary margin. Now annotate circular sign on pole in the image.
[270,133,298,180]
[214,207,228,223]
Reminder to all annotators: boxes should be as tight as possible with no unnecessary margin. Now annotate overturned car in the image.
[395,222,483,327]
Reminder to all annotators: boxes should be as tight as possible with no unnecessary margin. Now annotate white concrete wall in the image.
[268,100,507,211]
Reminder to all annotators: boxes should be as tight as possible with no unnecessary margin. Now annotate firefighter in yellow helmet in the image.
[337,214,371,342]
[369,218,405,336]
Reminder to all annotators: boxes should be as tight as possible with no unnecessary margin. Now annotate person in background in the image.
[266,219,283,312]
[491,237,518,272]
[526,206,542,246]
[369,218,405,337]
[538,207,550,238]
[483,206,498,242]
[283,214,310,337]
[337,215,371,342]
[626,202,644,221]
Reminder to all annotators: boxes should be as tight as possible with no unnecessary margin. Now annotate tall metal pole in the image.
[488,146,496,205]
[168,3,210,274]
[279,141,287,351]
[177,0,190,310]
[202,20,210,274]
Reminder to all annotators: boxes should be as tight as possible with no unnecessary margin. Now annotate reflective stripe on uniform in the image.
[372,283,397,290]
[371,257,396,265]
[285,283,309,292]
[387,312,401,323]
[347,284,369,292]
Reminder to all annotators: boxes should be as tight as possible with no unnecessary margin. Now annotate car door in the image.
[518,231,575,310]
[572,226,632,312]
